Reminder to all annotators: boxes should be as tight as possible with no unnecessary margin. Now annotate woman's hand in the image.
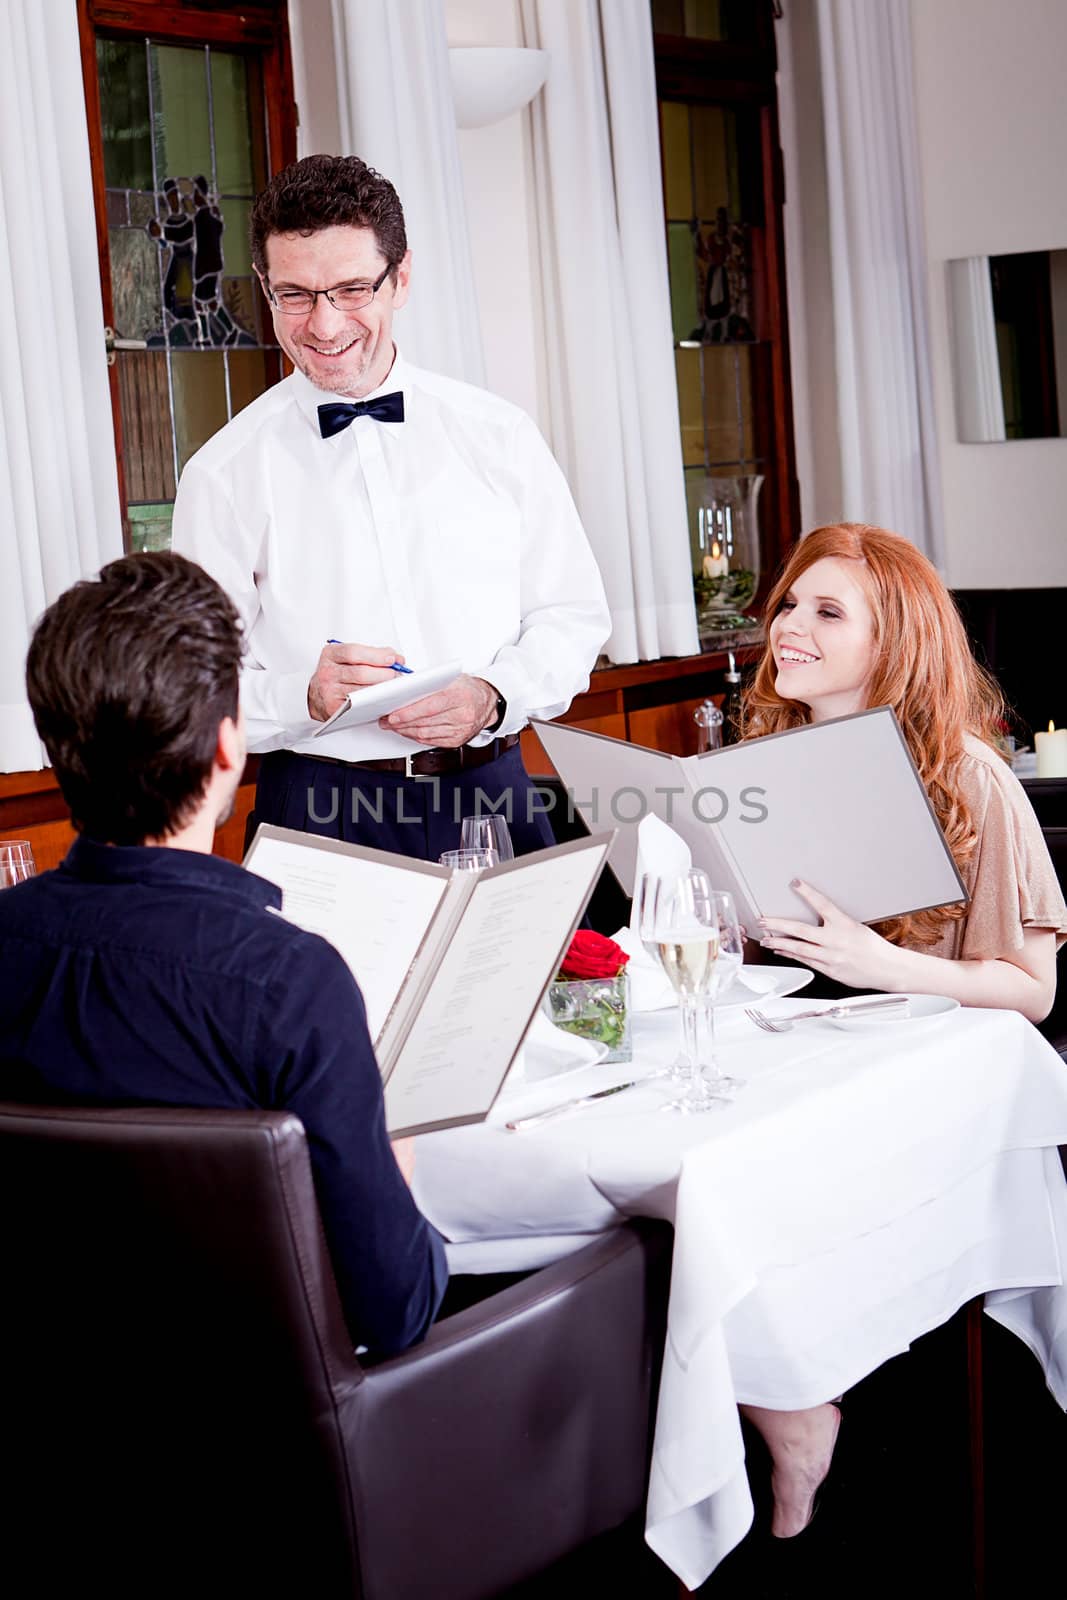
[758,880,906,992]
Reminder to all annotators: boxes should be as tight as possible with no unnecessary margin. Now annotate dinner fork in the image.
[744,996,912,1032]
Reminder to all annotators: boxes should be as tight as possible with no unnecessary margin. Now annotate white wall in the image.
[446,0,545,426]
[781,0,1067,588]
[910,0,1067,587]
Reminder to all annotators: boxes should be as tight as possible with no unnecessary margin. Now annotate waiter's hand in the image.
[308,642,406,722]
[381,674,498,747]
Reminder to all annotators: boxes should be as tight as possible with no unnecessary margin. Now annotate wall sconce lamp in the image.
[448,46,551,129]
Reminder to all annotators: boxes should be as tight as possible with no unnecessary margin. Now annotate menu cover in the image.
[533,707,967,938]
[244,826,614,1137]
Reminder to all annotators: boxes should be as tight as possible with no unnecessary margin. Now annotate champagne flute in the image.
[635,872,687,1082]
[654,869,732,1113]
[460,813,514,865]
[0,839,37,888]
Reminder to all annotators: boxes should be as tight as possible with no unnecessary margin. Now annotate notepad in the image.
[243,826,614,1137]
[532,707,967,939]
[313,659,461,735]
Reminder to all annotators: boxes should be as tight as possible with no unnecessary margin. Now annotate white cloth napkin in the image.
[506,1007,607,1086]
[612,925,677,1011]
[628,813,693,937]
[623,814,695,1009]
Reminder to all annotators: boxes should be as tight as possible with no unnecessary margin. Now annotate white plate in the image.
[827,992,960,1032]
[716,965,814,1013]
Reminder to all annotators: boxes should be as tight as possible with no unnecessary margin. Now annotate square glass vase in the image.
[544,971,632,1063]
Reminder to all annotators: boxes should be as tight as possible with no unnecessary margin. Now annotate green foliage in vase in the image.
[693,567,756,611]
[548,978,629,1053]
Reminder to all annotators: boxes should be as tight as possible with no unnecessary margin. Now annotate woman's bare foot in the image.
[740,1401,842,1537]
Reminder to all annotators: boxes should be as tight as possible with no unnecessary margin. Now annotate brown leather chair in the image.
[0,1102,670,1599]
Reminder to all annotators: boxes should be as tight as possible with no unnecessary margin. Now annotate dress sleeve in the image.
[957,757,1067,961]
[257,936,448,1355]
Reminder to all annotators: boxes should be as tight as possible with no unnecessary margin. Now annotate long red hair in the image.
[743,523,1006,947]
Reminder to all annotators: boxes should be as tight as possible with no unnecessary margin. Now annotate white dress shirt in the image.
[171,352,611,761]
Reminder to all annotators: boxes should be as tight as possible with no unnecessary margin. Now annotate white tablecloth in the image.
[412,1000,1067,1590]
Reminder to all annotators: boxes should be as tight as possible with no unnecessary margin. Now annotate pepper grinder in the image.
[722,651,744,745]
[693,698,724,754]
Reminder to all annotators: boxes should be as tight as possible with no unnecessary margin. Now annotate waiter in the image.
[172,153,610,860]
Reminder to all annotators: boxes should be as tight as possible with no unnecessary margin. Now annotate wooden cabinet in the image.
[1,643,761,869]
[521,642,761,777]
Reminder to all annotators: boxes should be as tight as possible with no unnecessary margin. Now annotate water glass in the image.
[699,890,745,1097]
[459,814,514,864]
[0,839,37,888]
[438,848,495,871]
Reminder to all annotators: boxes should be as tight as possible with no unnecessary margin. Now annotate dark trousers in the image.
[251,742,557,861]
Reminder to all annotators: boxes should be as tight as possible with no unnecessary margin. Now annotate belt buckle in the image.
[404,751,417,778]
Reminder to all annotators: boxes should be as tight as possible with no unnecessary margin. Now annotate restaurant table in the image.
[412,995,1067,1590]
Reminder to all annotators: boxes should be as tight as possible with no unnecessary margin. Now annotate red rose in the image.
[558,929,630,980]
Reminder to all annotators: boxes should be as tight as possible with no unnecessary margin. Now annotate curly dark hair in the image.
[26,553,243,846]
[249,154,407,275]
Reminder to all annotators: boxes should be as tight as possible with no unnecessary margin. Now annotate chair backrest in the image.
[0,1102,366,1596]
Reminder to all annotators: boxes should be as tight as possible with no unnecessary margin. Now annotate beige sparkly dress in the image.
[919,736,1067,961]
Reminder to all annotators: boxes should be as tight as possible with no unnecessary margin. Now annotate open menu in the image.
[533,706,967,938]
[243,825,614,1137]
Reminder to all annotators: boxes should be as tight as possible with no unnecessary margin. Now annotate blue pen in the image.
[327,640,412,672]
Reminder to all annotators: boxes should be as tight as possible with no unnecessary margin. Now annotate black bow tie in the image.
[317,392,405,437]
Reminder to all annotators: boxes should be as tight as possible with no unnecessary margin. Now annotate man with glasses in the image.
[172,153,609,861]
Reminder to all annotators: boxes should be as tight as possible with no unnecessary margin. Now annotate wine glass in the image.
[438,847,495,871]
[460,814,514,865]
[651,869,733,1113]
[0,839,37,888]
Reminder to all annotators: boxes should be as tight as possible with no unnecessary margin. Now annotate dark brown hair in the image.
[249,154,407,275]
[26,553,243,845]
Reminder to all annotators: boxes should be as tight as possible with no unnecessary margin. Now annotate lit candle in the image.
[702,539,729,579]
[1036,721,1067,777]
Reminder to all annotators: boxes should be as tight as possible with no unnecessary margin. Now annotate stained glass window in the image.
[97,36,280,548]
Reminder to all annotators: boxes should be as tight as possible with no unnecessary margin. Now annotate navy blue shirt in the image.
[0,836,447,1355]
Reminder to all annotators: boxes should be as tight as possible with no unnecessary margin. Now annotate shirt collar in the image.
[290,347,409,434]
[60,834,282,911]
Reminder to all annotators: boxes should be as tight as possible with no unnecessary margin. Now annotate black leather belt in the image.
[297,734,519,778]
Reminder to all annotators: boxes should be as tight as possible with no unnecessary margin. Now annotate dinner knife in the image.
[506,1080,639,1132]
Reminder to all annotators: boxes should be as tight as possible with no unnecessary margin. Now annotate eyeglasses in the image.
[265,263,393,316]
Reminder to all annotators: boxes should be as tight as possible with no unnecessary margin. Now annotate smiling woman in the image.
[768,555,878,722]
[741,522,1066,1011]
[733,521,1067,1537]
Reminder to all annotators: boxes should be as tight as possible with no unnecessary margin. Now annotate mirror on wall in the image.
[947,248,1067,443]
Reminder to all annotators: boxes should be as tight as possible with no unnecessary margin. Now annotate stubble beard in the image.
[293,332,374,396]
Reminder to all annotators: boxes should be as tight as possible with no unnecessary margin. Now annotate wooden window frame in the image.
[653,4,800,605]
[76,0,297,545]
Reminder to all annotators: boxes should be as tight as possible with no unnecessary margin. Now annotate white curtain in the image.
[328,0,485,385]
[946,256,1007,443]
[0,1,123,772]
[815,0,944,560]
[519,0,699,664]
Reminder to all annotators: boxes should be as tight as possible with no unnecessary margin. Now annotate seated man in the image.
[0,551,446,1355]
